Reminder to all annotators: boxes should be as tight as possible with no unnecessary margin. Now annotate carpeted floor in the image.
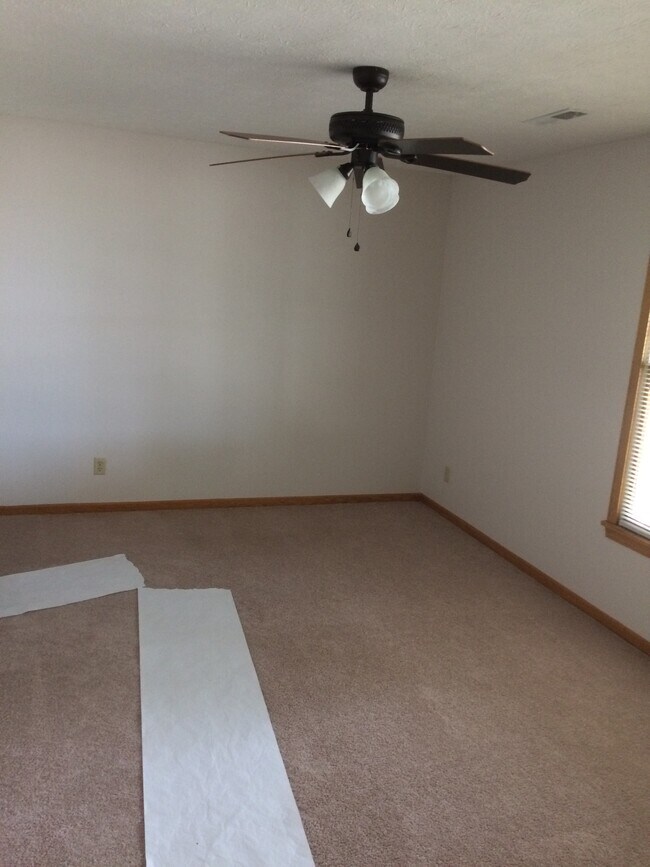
[0,502,648,866]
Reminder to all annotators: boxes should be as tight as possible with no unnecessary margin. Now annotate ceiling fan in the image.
[211,66,530,220]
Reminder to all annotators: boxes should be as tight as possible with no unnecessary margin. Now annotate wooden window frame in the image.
[603,259,650,557]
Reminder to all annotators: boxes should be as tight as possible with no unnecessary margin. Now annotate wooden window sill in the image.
[602,520,650,557]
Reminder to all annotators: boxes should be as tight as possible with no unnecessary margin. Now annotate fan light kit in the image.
[211,66,531,249]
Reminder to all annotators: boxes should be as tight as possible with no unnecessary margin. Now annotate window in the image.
[604,259,650,556]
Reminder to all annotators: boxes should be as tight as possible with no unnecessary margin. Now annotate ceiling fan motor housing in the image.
[328,111,405,148]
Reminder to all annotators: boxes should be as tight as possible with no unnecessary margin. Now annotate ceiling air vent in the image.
[525,109,587,125]
[550,109,587,120]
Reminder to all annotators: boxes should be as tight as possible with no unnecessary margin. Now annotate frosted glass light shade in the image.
[309,167,347,208]
[361,167,400,214]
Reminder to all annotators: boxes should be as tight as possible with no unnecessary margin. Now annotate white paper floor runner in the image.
[0,554,144,618]
[138,588,314,867]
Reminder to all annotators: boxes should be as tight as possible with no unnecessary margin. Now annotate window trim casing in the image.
[603,258,650,557]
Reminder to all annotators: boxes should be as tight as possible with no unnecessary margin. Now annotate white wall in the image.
[0,116,449,504]
[420,135,650,639]
[3,115,646,638]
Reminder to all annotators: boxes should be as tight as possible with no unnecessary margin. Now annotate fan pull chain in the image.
[354,194,362,252]
[346,182,354,238]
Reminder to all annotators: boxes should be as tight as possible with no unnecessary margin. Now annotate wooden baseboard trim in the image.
[3,490,646,654]
[0,492,420,516]
[417,494,650,656]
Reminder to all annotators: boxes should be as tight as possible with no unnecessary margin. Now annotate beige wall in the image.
[420,135,650,639]
[0,116,449,504]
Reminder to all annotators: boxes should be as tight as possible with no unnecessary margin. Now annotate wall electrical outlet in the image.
[93,457,107,475]
[443,465,451,483]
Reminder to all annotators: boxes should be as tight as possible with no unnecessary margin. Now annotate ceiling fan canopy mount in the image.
[351,65,390,94]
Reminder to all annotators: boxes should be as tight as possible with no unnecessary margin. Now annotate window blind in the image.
[619,322,650,539]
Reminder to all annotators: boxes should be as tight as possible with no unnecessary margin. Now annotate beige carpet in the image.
[0,502,648,866]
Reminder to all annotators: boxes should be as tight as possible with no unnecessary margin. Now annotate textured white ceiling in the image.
[1,0,649,163]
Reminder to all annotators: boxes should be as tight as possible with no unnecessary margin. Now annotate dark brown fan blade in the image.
[380,137,493,156]
[220,131,352,151]
[210,151,338,166]
[392,153,530,185]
